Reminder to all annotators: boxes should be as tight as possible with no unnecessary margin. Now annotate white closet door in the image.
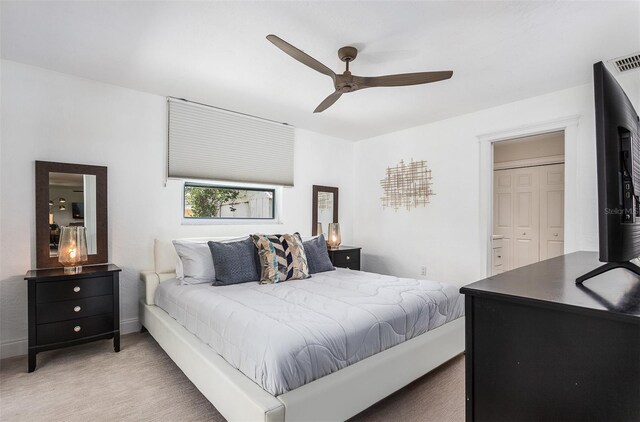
[540,164,565,260]
[512,167,540,269]
[493,170,514,271]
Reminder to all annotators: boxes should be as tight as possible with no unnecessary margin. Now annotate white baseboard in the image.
[121,317,141,334]
[0,338,27,359]
[0,318,141,359]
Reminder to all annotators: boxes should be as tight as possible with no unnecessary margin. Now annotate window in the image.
[183,183,275,220]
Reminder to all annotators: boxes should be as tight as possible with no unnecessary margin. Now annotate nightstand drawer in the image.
[331,251,360,266]
[37,314,114,345]
[37,295,113,324]
[339,262,360,271]
[36,276,113,303]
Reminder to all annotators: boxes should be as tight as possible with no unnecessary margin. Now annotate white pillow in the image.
[172,236,249,285]
[175,257,185,280]
[173,240,215,285]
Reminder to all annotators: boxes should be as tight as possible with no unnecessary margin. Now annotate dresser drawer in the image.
[37,314,114,345]
[36,276,113,303]
[331,250,360,266]
[37,295,113,324]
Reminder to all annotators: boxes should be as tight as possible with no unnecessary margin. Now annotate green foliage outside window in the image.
[185,186,240,218]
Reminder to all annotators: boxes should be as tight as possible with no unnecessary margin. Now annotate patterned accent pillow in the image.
[250,233,310,284]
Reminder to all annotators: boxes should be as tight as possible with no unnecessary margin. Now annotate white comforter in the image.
[154,268,464,396]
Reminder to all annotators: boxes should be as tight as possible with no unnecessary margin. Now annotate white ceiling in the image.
[2,1,639,141]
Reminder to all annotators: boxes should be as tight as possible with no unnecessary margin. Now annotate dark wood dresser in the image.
[24,264,121,372]
[460,252,640,422]
[328,246,361,270]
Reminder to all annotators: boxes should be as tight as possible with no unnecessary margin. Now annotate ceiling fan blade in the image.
[354,71,453,89]
[314,91,342,113]
[267,34,336,82]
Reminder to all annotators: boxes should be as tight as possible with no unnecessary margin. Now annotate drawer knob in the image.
[73,286,81,293]
[74,306,81,313]
[497,255,502,259]
[522,232,526,235]
[73,326,81,333]
[554,233,558,237]
[346,256,350,260]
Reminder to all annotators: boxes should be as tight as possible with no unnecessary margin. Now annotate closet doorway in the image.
[491,131,565,275]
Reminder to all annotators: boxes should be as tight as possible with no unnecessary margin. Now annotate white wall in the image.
[353,71,640,288]
[0,60,355,357]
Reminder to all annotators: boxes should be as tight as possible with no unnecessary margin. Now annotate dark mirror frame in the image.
[35,161,108,269]
[312,185,339,236]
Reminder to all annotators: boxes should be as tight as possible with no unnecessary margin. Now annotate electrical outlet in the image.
[420,266,427,276]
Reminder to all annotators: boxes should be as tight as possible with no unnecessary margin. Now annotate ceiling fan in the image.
[266,34,453,113]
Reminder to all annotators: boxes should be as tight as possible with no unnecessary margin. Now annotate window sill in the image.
[181,218,283,226]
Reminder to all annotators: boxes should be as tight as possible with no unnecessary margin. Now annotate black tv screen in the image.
[72,202,84,219]
[594,61,640,263]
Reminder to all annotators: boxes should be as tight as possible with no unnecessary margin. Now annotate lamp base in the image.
[63,266,83,274]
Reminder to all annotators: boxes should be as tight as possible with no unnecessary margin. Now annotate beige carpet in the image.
[0,333,464,422]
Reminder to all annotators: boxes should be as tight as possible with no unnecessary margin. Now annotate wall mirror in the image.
[35,161,108,268]
[312,185,338,236]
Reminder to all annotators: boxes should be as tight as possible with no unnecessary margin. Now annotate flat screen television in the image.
[71,202,84,219]
[577,62,640,284]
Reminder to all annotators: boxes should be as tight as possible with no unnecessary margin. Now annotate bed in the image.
[139,238,465,422]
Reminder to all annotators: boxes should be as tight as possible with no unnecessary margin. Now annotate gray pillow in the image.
[303,234,335,274]
[208,238,260,285]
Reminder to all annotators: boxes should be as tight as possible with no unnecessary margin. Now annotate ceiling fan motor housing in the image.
[338,46,358,62]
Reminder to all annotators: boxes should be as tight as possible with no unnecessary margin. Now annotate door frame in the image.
[478,115,580,277]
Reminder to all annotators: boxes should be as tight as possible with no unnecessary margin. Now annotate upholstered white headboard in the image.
[140,235,318,305]
[140,237,240,306]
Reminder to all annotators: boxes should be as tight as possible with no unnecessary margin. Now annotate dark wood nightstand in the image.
[328,246,361,270]
[24,264,121,372]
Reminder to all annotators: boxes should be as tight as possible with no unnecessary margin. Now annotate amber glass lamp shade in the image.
[327,223,342,250]
[58,226,88,274]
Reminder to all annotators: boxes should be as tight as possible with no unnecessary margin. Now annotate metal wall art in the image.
[380,159,434,210]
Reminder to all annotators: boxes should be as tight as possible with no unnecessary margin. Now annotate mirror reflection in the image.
[312,185,338,237]
[49,172,97,257]
[317,191,334,236]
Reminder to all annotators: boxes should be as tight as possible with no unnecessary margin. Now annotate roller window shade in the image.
[168,98,294,186]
